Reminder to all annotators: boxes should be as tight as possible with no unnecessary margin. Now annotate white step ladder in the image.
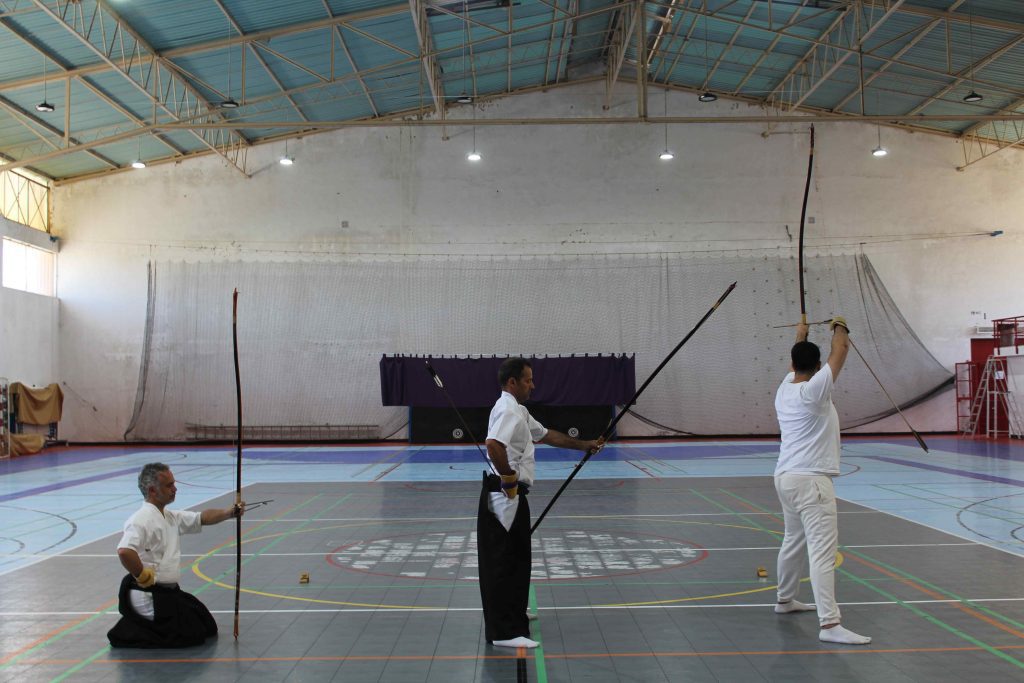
[964,356,1024,438]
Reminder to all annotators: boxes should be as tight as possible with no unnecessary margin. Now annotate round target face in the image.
[568,427,580,438]
[452,428,464,439]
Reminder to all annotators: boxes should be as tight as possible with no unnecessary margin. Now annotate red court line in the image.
[726,494,1024,643]
[844,552,1024,641]
[0,598,118,666]
[0,496,315,669]
[17,644,1024,666]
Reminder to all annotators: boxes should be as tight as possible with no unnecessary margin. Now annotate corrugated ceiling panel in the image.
[338,20,417,75]
[0,113,53,159]
[170,48,279,104]
[568,0,616,68]
[62,80,134,136]
[908,0,1024,24]
[326,0,403,17]
[220,0,332,35]
[2,11,106,70]
[0,25,51,83]
[353,13,421,57]
[78,71,161,123]
[974,40,1024,93]
[32,151,113,179]
[155,130,209,154]
[360,65,426,113]
[108,0,226,51]
[290,79,381,117]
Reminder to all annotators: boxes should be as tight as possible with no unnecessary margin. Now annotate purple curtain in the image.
[380,355,635,407]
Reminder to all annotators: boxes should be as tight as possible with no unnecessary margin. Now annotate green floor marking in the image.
[44,493,331,682]
[719,487,1024,632]
[529,585,548,683]
[716,487,1024,671]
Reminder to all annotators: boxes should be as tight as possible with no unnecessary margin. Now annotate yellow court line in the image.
[191,517,835,609]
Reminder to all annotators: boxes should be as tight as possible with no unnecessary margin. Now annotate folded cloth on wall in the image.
[10,382,63,425]
[10,433,47,456]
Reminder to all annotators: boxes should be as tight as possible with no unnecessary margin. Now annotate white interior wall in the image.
[52,82,1024,441]
[0,215,58,388]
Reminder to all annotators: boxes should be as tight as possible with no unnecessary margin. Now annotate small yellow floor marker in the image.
[756,566,768,578]
[299,572,310,584]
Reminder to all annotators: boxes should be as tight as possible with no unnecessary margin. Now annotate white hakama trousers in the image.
[774,472,841,626]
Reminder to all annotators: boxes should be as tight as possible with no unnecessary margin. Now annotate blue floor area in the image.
[1,436,1023,576]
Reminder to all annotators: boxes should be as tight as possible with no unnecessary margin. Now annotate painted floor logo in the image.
[328,529,707,580]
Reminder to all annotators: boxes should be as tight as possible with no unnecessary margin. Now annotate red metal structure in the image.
[959,316,1024,438]
[993,315,1024,355]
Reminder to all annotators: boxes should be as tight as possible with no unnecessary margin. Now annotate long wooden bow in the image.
[794,128,928,453]
[232,289,243,637]
[797,125,815,326]
[531,282,738,534]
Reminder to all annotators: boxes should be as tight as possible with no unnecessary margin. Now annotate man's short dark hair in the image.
[138,462,169,498]
[791,341,821,373]
[498,357,531,386]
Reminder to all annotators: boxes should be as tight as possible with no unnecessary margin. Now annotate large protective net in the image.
[124,253,951,441]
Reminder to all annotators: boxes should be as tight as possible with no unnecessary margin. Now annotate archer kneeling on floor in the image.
[107,462,244,648]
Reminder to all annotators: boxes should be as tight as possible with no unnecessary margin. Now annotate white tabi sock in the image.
[819,625,872,645]
[774,599,815,614]
[492,636,539,649]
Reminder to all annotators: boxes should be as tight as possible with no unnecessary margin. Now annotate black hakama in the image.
[107,573,218,648]
[477,472,532,643]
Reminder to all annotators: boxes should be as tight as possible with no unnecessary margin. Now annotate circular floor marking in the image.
[326,528,707,581]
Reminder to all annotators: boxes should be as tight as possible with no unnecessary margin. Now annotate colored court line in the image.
[717,488,1024,672]
[873,483,1024,527]
[189,517,796,609]
[0,467,142,504]
[720,488,1024,634]
[18,643,1024,667]
[862,455,1024,488]
[350,445,413,480]
[529,585,548,683]
[0,597,117,667]
[38,495,324,683]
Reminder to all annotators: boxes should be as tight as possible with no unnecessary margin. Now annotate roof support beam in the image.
[605,0,640,108]
[0,3,616,95]
[646,0,693,84]
[211,0,309,123]
[552,0,579,85]
[902,32,1024,117]
[318,1,378,117]
[957,118,1024,170]
[731,0,811,94]
[962,96,1024,138]
[0,94,118,169]
[652,3,702,85]
[767,0,908,112]
[831,13,944,112]
[155,113,1024,128]
[507,0,514,92]
[677,0,1024,100]
[700,2,757,92]
[636,0,646,118]
[76,76,187,156]
[27,0,248,175]
[860,0,1024,34]
[408,0,445,119]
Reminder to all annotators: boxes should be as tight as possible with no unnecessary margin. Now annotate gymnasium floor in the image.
[1,436,1023,682]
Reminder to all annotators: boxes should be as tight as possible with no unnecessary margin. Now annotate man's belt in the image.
[482,472,530,495]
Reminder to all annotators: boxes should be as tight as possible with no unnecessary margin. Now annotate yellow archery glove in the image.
[830,315,849,333]
[135,566,156,588]
[500,473,519,500]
